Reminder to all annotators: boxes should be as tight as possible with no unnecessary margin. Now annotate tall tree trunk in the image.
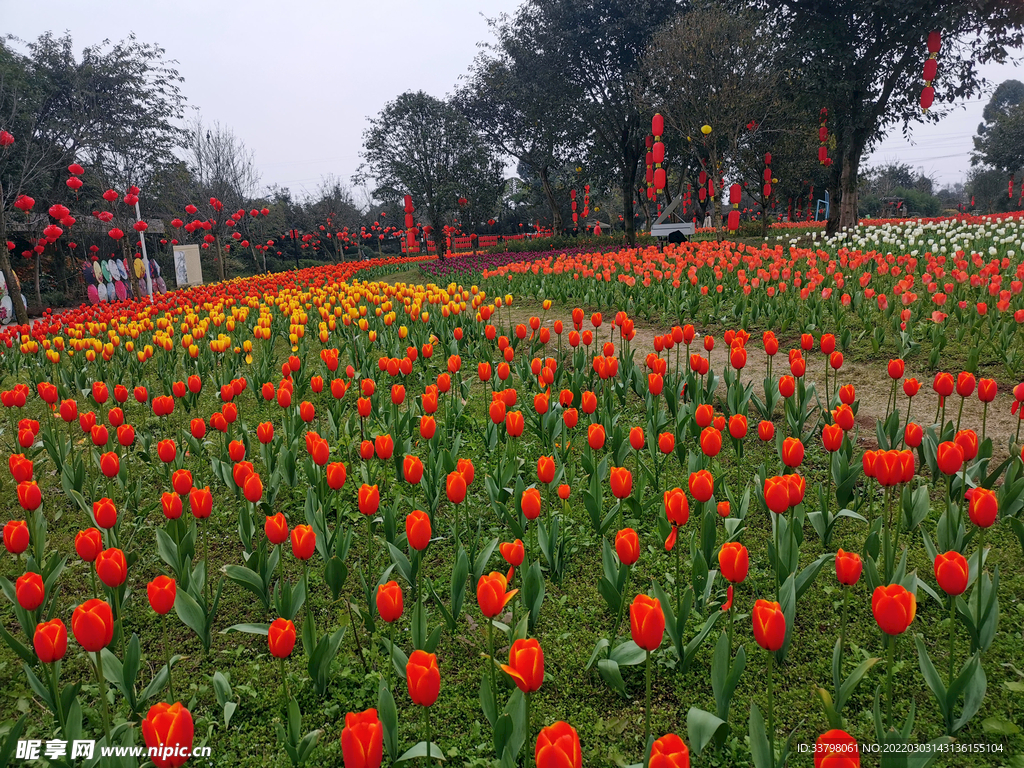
[539,165,562,234]
[0,183,29,326]
[33,253,41,310]
[622,156,638,246]
[837,151,860,231]
[215,238,226,282]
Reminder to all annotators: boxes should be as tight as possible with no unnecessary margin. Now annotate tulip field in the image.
[3,216,1024,768]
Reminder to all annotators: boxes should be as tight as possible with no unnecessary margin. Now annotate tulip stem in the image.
[279,656,290,713]
[423,705,432,766]
[525,691,533,768]
[90,568,99,601]
[976,527,986,634]
[49,662,65,734]
[644,649,652,749]
[674,544,682,619]
[366,515,374,582]
[93,651,112,745]
[836,585,850,700]
[981,401,988,443]
[955,395,964,434]
[947,595,957,688]
[486,619,497,708]
[204,520,211,609]
[610,566,631,654]
[162,613,175,702]
[885,634,896,731]
[387,622,394,690]
[767,650,775,768]
[882,488,892,583]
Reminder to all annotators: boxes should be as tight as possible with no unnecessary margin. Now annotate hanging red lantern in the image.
[728,210,740,231]
[763,183,772,197]
[818,146,828,164]
[927,31,941,53]
[729,183,741,206]
[654,168,666,193]
[652,113,664,137]
[920,87,935,110]
[653,143,665,164]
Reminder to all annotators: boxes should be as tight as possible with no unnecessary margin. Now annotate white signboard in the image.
[173,244,204,288]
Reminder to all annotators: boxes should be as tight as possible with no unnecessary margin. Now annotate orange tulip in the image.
[501,638,544,693]
[871,584,916,635]
[752,599,786,651]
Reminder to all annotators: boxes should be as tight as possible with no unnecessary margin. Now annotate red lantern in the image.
[920,86,935,110]
[763,183,772,197]
[653,143,665,164]
[728,210,740,231]
[818,146,828,163]
[927,31,941,54]
[729,183,741,206]
[654,168,666,193]
[652,113,664,137]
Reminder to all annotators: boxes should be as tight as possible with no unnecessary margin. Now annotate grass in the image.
[1,293,1023,768]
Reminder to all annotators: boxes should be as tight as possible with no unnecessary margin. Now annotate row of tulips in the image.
[1,273,1022,766]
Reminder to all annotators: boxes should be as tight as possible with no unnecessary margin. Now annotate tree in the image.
[357,91,504,258]
[640,3,782,230]
[1,32,187,321]
[185,117,262,278]
[507,0,685,245]
[972,79,1024,199]
[458,14,579,234]
[758,0,1024,233]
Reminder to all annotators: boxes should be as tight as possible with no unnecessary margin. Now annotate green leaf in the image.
[378,679,400,762]
[609,640,646,666]
[397,741,446,762]
[221,623,270,635]
[686,707,728,756]
[981,716,1019,736]
[748,703,772,768]
[174,589,206,642]
[597,658,628,698]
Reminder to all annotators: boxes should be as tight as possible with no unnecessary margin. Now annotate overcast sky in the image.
[4,0,1022,198]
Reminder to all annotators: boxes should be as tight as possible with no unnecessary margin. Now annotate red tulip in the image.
[376,581,404,622]
[615,528,640,565]
[359,484,380,515]
[934,551,969,596]
[341,708,384,768]
[813,729,859,768]
[609,467,632,499]
[630,594,665,651]
[871,584,916,635]
[718,542,749,584]
[835,549,863,586]
[477,571,518,618]
[649,733,690,768]
[147,575,177,614]
[189,486,212,519]
[16,571,45,610]
[71,598,114,652]
[142,701,195,768]
[752,599,786,651]
[75,528,103,562]
[406,510,431,551]
[34,618,68,663]
[96,547,127,587]
[535,721,581,768]
[268,617,296,658]
[501,638,544,693]
[291,524,316,560]
[406,649,441,706]
[967,487,998,528]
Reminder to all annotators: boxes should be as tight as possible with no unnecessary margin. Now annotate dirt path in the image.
[495,303,1020,458]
